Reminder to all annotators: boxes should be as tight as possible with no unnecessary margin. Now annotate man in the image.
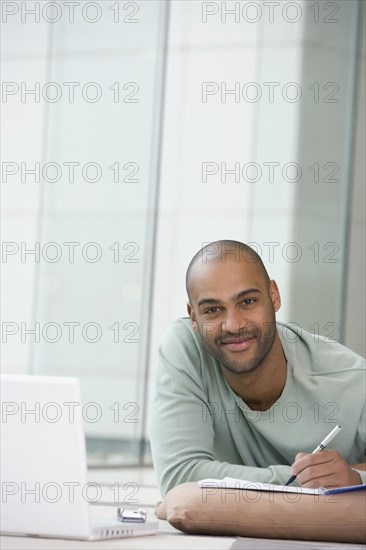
[150,240,366,496]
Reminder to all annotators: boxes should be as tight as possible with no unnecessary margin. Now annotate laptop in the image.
[0,374,159,540]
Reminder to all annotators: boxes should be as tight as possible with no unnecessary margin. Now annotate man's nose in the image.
[222,309,244,333]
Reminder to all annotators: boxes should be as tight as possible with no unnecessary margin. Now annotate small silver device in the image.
[117,507,147,523]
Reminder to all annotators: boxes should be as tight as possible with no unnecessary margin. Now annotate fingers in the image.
[291,451,334,487]
[292,451,333,476]
[290,450,359,489]
[294,452,307,461]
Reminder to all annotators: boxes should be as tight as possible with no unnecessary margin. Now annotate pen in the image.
[284,425,342,486]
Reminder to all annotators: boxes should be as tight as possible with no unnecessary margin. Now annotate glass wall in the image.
[31,0,169,466]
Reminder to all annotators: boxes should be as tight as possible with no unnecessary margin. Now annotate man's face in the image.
[187,258,281,376]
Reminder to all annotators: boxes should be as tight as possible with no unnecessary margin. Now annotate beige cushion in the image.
[155,482,366,543]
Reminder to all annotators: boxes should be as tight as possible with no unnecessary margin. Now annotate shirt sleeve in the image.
[149,320,292,496]
[352,470,366,484]
[353,402,366,483]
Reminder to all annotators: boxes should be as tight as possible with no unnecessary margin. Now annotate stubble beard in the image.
[199,318,277,375]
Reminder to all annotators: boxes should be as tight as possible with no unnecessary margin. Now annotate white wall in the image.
[1,18,48,374]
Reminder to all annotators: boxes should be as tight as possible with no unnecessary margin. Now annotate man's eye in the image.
[205,307,220,314]
[242,299,255,306]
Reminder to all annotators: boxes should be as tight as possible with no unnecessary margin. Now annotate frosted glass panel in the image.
[32,0,167,465]
[250,0,360,340]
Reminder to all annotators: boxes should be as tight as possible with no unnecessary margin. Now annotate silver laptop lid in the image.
[1,374,91,538]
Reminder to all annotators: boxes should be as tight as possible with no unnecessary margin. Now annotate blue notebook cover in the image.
[323,483,366,495]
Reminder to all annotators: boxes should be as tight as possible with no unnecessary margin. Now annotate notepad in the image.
[198,476,366,495]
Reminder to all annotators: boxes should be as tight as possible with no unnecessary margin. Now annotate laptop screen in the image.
[1,375,91,538]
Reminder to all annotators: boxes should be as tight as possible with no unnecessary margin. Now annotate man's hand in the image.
[291,450,362,488]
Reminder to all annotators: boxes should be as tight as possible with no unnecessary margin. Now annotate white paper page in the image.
[198,477,323,495]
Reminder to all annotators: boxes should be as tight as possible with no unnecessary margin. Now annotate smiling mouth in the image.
[221,336,256,352]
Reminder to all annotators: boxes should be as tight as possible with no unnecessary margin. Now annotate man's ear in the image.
[269,280,281,312]
[187,302,197,330]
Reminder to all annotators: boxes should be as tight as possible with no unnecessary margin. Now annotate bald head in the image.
[186,240,270,303]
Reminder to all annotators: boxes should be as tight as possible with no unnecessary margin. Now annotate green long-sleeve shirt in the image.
[150,318,366,496]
